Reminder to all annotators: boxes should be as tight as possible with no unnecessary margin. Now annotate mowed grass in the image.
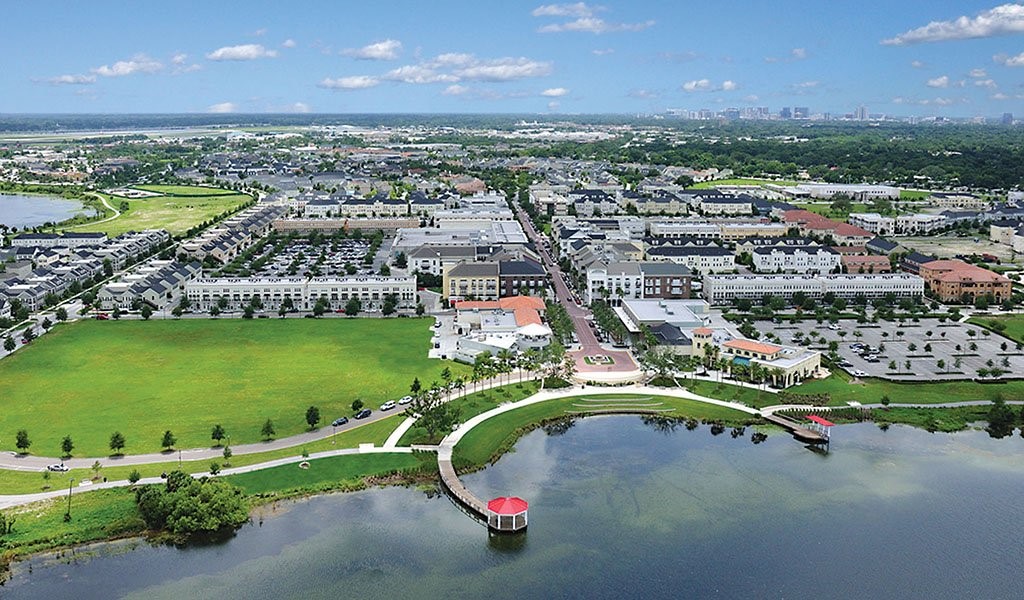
[398,380,541,446]
[134,184,239,197]
[968,316,1024,345]
[226,452,429,495]
[73,185,250,236]
[790,372,1024,406]
[0,319,466,456]
[0,416,402,495]
[452,394,753,469]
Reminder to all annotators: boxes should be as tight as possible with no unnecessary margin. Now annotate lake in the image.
[0,193,92,229]
[3,417,1023,599]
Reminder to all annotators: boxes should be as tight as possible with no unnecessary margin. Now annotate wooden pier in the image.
[762,413,829,444]
[437,450,527,533]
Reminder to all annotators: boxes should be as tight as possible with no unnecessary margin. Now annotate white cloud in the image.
[592,48,615,55]
[91,54,163,77]
[659,50,700,63]
[343,39,402,60]
[432,53,476,67]
[743,94,760,102]
[547,101,561,110]
[911,60,926,68]
[992,92,1010,100]
[531,3,599,17]
[994,51,1024,66]
[318,75,380,89]
[171,53,187,65]
[793,81,820,89]
[41,74,96,85]
[287,102,311,113]
[974,78,998,89]
[627,89,658,99]
[927,75,950,88]
[282,39,297,49]
[538,17,655,33]
[892,96,960,106]
[383,65,458,84]
[443,84,470,96]
[682,79,711,92]
[883,4,1024,45]
[541,87,569,97]
[207,102,237,113]
[681,78,736,92]
[791,48,807,60]
[969,68,987,77]
[454,57,552,81]
[206,44,277,61]
[253,28,267,37]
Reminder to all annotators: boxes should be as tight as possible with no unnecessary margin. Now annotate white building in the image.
[895,213,947,235]
[644,245,735,274]
[184,275,416,311]
[586,262,642,305]
[848,213,896,235]
[702,273,925,305]
[752,245,841,274]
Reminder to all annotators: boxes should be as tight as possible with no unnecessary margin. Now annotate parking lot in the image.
[754,317,1024,381]
[240,237,378,278]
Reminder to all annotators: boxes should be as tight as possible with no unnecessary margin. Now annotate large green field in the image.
[0,319,466,456]
[968,315,1024,345]
[72,185,250,236]
[790,372,1024,406]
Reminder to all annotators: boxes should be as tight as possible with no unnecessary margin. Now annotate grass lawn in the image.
[72,185,251,236]
[452,394,753,469]
[0,488,144,570]
[0,319,466,456]
[398,381,541,446]
[134,184,239,197]
[900,189,933,200]
[686,379,776,408]
[226,452,430,496]
[0,416,403,495]
[689,178,800,189]
[968,316,1024,345]
[790,372,1024,406]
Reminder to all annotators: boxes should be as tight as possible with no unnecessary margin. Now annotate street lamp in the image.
[64,478,75,522]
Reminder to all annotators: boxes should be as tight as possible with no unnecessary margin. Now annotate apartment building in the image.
[185,275,416,310]
[751,245,841,274]
[702,273,925,305]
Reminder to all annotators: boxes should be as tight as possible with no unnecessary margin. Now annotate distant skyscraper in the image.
[724,108,740,121]
[794,106,809,119]
[780,107,792,119]
[856,105,868,121]
[1002,112,1014,125]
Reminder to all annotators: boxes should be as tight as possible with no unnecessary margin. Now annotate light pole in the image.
[64,478,75,522]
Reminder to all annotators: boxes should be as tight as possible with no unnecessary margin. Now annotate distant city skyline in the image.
[3,1,1024,116]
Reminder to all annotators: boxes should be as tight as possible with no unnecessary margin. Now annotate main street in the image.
[512,201,638,374]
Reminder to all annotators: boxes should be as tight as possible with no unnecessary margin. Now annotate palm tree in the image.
[496,349,516,386]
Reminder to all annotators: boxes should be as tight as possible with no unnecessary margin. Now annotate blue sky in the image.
[3,1,1024,116]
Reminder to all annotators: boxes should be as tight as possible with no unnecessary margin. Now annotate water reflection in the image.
[3,418,1023,600]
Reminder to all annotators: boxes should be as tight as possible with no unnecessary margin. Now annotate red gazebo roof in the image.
[806,415,835,427]
[488,496,529,515]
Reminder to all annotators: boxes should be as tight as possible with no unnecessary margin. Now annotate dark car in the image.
[331,417,349,427]
[354,409,372,419]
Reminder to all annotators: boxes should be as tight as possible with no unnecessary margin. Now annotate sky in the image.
[3,1,1024,117]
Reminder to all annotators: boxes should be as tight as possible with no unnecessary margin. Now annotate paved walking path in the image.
[0,374,529,472]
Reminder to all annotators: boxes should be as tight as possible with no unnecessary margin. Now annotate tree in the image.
[888,360,897,372]
[209,462,221,475]
[243,306,254,319]
[404,388,461,443]
[222,445,233,465]
[112,306,122,320]
[344,297,362,316]
[15,429,30,453]
[415,303,425,316]
[261,419,276,440]
[109,431,126,454]
[305,405,321,430]
[135,471,249,538]
[161,430,176,451]
[171,306,183,319]
[904,360,911,372]
[209,305,221,317]
[3,336,14,352]
[55,307,67,321]
[128,469,141,484]
[410,377,422,395]
[880,395,891,407]
[395,252,408,268]
[61,435,74,458]
[140,305,153,320]
[41,318,52,330]
[986,398,1016,438]
[102,258,113,277]
[937,359,946,373]
[211,424,226,445]
[351,398,364,412]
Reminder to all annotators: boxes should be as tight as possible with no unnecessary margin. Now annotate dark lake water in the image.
[4,417,1023,600]
[0,193,91,229]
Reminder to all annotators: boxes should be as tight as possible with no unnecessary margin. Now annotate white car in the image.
[380,401,397,411]
[398,395,413,405]
[852,369,868,378]
[47,463,69,472]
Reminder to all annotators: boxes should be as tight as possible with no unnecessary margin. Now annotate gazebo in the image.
[805,415,835,441]
[487,496,528,532]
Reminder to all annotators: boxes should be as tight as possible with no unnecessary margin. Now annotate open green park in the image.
[0,318,467,457]
[72,184,251,236]
[968,314,1024,345]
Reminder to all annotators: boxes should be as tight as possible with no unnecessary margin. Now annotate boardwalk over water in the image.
[762,413,828,444]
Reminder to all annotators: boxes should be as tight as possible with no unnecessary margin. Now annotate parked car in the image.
[95,314,109,320]
[354,409,372,419]
[380,401,397,411]
[331,417,349,427]
[852,369,868,377]
[398,395,413,405]
[47,463,69,472]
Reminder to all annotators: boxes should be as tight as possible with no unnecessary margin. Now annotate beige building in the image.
[443,262,500,301]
